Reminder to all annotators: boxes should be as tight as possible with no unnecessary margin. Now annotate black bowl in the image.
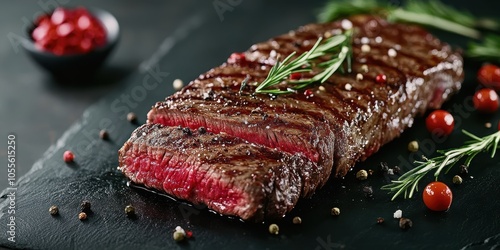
[21,7,120,79]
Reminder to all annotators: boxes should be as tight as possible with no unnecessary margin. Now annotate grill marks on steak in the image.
[118,124,322,221]
[120,15,464,221]
[147,15,463,176]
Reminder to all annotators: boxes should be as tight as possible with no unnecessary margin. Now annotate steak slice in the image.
[120,15,464,221]
[147,15,463,177]
[118,124,323,221]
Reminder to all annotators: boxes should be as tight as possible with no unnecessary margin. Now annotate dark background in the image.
[0,1,499,249]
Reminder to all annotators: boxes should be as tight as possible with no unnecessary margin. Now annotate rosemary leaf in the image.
[382,130,500,200]
[254,30,353,95]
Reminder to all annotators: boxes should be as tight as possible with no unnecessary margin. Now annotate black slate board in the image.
[2,1,500,249]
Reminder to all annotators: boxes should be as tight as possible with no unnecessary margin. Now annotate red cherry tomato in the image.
[425,110,454,136]
[423,181,453,211]
[473,88,499,113]
[478,64,500,91]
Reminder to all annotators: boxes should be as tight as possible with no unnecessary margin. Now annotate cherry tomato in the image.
[473,88,499,113]
[423,181,452,211]
[478,64,500,91]
[425,110,454,136]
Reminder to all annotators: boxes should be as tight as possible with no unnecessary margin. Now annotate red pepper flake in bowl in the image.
[31,7,107,55]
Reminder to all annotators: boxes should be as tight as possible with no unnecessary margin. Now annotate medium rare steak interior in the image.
[119,15,463,221]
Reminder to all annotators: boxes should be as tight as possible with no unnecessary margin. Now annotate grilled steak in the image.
[120,15,463,221]
[119,124,323,221]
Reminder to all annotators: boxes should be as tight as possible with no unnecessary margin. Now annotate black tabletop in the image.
[1,1,499,249]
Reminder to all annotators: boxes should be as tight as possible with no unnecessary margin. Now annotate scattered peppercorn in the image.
[182,127,192,136]
[99,129,109,140]
[356,169,368,180]
[173,231,185,242]
[460,165,469,176]
[368,169,374,175]
[198,127,207,134]
[380,162,389,172]
[485,122,492,128]
[363,186,374,198]
[376,217,384,224]
[268,224,279,235]
[49,205,59,216]
[452,175,463,185]
[127,112,137,123]
[408,140,419,152]
[78,212,87,221]
[63,150,74,163]
[331,207,340,216]
[80,200,91,213]
[399,217,413,230]
[292,216,302,225]
[125,205,135,217]
[393,166,401,174]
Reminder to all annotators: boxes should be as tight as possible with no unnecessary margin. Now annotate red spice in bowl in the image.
[32,7,107,55]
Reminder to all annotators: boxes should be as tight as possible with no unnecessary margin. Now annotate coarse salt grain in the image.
[356,73,363,81]
[393,209,402,219]
[341,19,353,30]
[344,83,352,91]
[361,64,368,73]
[173,79,183,90]
[388,48,397,57]
[361,44,371,53]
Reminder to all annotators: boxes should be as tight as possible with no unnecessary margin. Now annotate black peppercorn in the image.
[399,217,413,230]
[99,129,109,140]
[127,112,137,123]
[363,186,374,198]
[125,205,135,217]
[81,200,91,213]
[460,165,469,176]
[198,127,207,134]
[49,205,59,216]
[182,127,192,136]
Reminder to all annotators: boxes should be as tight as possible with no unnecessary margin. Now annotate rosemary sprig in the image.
[467,34,500,63]
[254,29,352,95]
[318,0,500,39]
[381,130,500,200]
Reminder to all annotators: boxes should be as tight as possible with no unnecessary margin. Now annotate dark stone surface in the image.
[1,0,499,249]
